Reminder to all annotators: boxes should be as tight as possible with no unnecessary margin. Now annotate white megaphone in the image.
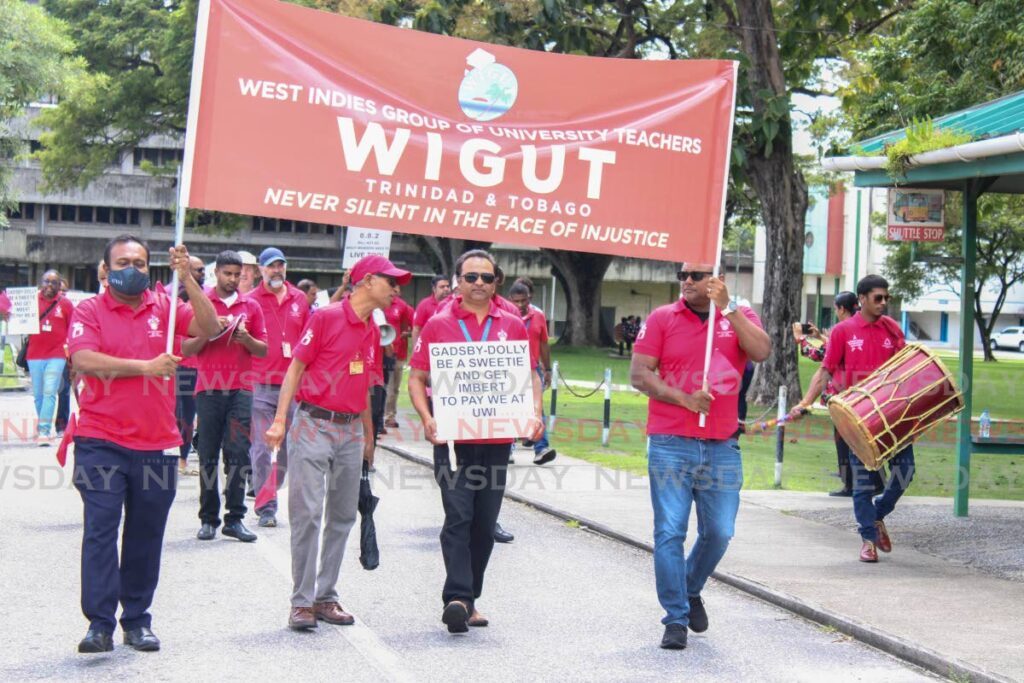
[372,308,397,346]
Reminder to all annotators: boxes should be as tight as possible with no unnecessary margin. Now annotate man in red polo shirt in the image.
[247,247,311,527]
[409,249,543,635]
[26,270,75,445]
[69,234,220,654]
[791,274,911,564]
[183,250,267,544]
[382,289,414,429]
[630,263,770,650]
[411,274,451,355]
[507,281,556,465]
[266,254,408,631]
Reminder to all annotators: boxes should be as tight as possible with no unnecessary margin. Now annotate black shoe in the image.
[442,600,470,634]
[688,596,708,633]
[828,488,853,497]
[123,626,160,652]
[493,523,514,544]
[522,439,535,448]
[78,629,114,653]
[222,521,257,543]
[533,447,557,465]
[246,489,256,499]
[660,623,687,650]
[197,523,216,541]
[257,510,277,528]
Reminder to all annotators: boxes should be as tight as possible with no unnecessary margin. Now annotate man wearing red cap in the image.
[266,254,410,631]
[408,249,544,634]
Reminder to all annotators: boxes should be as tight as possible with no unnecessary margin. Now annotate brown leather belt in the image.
[298,402,360,425]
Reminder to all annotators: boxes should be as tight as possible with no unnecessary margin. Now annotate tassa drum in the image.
[829,343,964,470]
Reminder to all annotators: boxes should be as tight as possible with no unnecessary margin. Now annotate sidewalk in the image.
[378,412,1024,683]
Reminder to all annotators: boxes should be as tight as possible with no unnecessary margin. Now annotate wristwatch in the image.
[722,300,738,316]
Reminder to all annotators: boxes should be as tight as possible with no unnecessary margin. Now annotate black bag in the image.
[16,297,61,371]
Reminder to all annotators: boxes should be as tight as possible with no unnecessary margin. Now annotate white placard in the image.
[342,227,392,269]
[6,287,40,335]
[429,340,534,441]
[64,291,95,307]
[313,289,330,309]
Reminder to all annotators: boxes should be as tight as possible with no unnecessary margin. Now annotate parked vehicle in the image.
[990,326,1024,352]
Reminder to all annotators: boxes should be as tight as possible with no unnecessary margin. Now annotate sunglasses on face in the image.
[461,272,496,285]
[375,273,398,288]
[677,271,711,282]
[871,294,891,304]
[42,279,61,286]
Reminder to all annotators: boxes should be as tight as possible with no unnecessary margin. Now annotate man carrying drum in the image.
[790,275,912,563]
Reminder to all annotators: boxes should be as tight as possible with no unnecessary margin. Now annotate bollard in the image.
[775,385,787,488]
[547,360,558,432]
[601,367,612,447]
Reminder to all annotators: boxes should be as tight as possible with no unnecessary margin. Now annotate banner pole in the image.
[166,0,212,353]
[699,62,739,429]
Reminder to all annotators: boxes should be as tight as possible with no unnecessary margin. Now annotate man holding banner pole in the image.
[630,264,769,650]
[408,249,544,634]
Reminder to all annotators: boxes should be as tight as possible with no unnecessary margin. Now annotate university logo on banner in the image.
[183,0,737,264]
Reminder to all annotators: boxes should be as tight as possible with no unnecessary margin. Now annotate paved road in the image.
[0,416,935,680]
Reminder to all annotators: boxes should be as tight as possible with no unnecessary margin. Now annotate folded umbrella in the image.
[56,413,77,467]
[358,460,380,570]
[254,447,279,510]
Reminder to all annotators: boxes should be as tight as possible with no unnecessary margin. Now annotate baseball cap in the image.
[349,255,412,286]
[238,250,258,266]
[258,247,287,267]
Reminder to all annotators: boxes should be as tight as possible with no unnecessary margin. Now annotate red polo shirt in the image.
[411,296,530,444]
[294,298,379,413]
[248,282,310,385]
[192,290,267,393]
[523,307,549,370]
[68,289,195,451]
[414,294,447,328]
[27,293,74,360]
[384,296,415,360]
[633,299,762,440]
[822,312,905,392]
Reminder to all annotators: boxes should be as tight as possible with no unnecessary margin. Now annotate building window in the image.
[96,206,111,223]
[79,206,93,222]
[133,147,184,169]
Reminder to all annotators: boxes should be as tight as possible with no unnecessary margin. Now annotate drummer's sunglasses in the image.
[677,270,712,282]
[872,294,891,303]
[462,272,496,284]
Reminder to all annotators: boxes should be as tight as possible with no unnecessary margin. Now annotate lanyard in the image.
[458,317,492,342]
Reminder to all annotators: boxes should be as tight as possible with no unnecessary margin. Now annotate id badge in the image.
[41,322,52,332]
[282,342,292,358]
[349,360,364,375]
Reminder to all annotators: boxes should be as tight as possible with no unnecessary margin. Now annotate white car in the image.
[990,326,1024,352]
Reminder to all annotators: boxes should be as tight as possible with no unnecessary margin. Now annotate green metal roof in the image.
[855,90,1024,154]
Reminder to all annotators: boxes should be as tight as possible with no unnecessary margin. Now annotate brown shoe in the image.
[859,540,879,563]
[385,419,399,429]
[314,601,355,625]
[288,606,317,630]
[875,520,892,553]
[468,609,489,627]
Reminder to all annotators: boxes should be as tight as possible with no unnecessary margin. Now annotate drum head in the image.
[829,399,884,471]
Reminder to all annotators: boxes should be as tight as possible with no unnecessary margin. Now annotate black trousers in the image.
[196,389,252,526]
[432,442,509,607]
[175,367,198,461]
[372,385,386,436]
[55,362,72,433]
[73,437,177,634]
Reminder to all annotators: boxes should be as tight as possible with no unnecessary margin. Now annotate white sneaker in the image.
[37,435,52,447]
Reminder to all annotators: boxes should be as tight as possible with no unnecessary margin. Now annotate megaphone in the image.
[372,308,397,346]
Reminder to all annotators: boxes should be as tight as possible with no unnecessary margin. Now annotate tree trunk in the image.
[543,248,614,345]
[413,236,492,277]
[732,0,806,405]
[974,288,996,362]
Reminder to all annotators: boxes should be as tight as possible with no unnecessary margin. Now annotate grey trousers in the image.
[249,383,296,514]
[384,358,406,422]
[287,408,365,607]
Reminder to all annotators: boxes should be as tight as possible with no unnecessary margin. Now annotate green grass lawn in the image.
[0,345,21,389]
[394,345,1024,500]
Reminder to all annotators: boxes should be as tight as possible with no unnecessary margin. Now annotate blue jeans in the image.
[533,368,549,453]
[648,434,742,626]
[27,357,66,436]
[850,446,915,542]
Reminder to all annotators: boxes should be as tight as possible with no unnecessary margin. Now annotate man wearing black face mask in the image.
[68,234,220,654]
[175,255,206,475]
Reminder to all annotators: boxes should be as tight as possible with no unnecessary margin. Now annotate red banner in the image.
[184,0,737,263]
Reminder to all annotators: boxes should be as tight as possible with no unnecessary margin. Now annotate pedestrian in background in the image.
[27,270,74,446]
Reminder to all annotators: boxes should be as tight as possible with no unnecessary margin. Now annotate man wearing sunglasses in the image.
[631,263,770,650]
[409,249,544,635]
[790,274,910,564]
[266,254,409,631]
